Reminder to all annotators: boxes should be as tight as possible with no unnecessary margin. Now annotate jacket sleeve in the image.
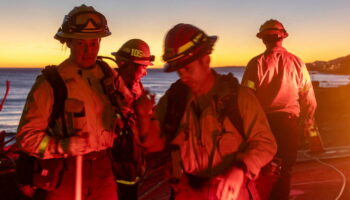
[298,62,317,134]
[236,87,277,179]
[16,76,66,159]
[241,58,260,91]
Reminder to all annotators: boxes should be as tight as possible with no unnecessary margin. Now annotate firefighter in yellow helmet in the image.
[134,23,277,200]
[110,39,154,200]
[242,19,317,200]
[16,4,129,200]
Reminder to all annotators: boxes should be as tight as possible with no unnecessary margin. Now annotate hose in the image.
[303,151,346,200]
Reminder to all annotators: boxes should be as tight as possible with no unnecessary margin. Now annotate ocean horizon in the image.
[1,67,350,137]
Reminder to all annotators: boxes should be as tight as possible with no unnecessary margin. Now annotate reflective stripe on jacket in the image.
[242,47,317,131]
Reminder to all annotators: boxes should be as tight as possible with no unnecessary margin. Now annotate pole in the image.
[75,155,83,200]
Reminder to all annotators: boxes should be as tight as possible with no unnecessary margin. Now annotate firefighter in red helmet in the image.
[134,23,277,200]
[242,19,317,200]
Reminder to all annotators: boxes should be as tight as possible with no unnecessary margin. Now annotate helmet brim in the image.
[164,35,217,73]
[256,30,288,39]
[112,52,154,66]
[55,31,111,40]
[133,60,154,66]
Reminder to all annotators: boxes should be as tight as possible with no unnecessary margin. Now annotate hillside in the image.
[306,54,350,74]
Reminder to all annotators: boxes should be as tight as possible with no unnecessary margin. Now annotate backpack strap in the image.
[219,73,245,139]
[96,58,122,107]
[41,65,68,138]
[163,73,244,143]
[96,58,113,79]
[163,79,190,143]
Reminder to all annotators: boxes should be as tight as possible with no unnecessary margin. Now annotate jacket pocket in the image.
[64,98,86,135]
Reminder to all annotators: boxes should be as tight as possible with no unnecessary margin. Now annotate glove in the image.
[216,166,245,200]
[60,132,89,156]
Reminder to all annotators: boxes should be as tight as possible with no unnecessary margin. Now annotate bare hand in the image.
[216,167,244,200]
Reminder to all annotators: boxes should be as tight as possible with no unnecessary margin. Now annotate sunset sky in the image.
[1,0,349,68]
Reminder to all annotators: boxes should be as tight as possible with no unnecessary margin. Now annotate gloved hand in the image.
[60,132,89,156]
[216,166,245,200]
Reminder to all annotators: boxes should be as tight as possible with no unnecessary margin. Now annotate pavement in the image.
[291,146,350,200]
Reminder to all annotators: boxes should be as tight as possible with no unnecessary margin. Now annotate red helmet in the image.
[256,19,288,39]
[112,39,154,66]
[163,23,217,72]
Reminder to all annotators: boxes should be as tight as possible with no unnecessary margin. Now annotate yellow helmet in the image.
[256,19,288,39]
[54,4,111,41]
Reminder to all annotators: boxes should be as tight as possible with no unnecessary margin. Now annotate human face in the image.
[68,38,100,68]
[132,63,147,82]
[121,62,147,86]
[176,56,210,94]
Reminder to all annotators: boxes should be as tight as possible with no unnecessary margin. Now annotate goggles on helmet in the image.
[64,11,108,33]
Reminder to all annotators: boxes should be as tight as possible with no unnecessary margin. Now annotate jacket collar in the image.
[265,46,286,53]
[57,59,98,79]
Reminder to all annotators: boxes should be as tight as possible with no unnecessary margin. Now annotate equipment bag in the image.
[16,65,67,191]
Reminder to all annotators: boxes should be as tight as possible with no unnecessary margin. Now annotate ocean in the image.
[1,67,349,137]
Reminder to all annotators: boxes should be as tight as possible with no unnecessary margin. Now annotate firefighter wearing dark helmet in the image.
[134,23,277,200]
[242,19,317,200]
[16,4,128,200]
[110,39,154,200]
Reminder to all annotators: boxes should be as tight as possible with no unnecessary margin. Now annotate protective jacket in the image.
[156,71,277,180]
[16,59,131,159]
[242,47,317,131]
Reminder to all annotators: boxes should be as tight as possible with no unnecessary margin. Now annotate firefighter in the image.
[112,39,154,99]
[110,39,154,200]
[16,4,129,200]
[134,23,277,200]
[242,19,317,200]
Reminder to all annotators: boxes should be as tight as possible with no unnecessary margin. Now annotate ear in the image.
[199,54,210,66]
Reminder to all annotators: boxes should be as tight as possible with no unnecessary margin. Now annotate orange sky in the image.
[1,0,349,68]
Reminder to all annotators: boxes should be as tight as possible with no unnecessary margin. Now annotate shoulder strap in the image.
[96,58,121,107]
[163,79,190,143]
[163,73,245,142]
[219,73,245,139]
[41,65,68,137]
[96,58,114,78]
